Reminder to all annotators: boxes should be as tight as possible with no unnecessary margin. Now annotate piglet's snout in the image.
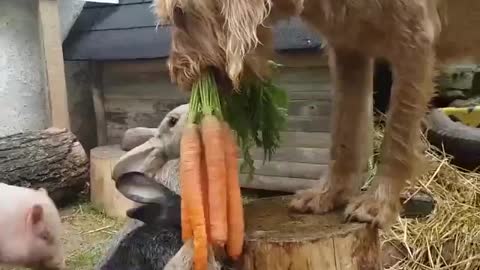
[33,253,66,270]
[55,257,67,270]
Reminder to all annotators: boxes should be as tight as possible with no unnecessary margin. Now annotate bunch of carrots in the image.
[180,72,245,270]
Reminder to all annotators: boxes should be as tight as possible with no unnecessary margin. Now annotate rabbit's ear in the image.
[127,204,161,225]
[115,172,175,205]
[121,127,157,151]
[117,172,181,226]
[126,202,181,226]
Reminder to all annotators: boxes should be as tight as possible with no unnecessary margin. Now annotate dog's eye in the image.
[168,117,178,127]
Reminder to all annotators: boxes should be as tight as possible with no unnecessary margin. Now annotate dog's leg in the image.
[345,51,435,229]
[290,48,373,213]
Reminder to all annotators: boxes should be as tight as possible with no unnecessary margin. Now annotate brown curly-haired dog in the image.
[152,0,480,229]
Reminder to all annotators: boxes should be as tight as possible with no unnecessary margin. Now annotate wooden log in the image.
[0,128,88,207]
[90,145,138,218]
[241,196,382,270]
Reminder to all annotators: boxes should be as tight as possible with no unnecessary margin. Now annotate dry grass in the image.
[61,202,125,269]
[370,123,480,270]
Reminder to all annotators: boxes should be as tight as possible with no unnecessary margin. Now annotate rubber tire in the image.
[425,109,480,171]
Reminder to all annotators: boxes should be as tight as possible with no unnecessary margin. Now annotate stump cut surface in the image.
[242,196,382,270]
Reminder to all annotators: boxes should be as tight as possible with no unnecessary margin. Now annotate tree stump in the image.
[0,127,88,207]
[90,145,138,218]
[242,196,382,270]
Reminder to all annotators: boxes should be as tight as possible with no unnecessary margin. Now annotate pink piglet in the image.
[0,183,66,270]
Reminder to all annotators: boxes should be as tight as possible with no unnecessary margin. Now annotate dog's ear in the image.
[173,6,188,32]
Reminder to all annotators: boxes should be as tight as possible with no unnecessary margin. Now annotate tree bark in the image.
[241,196,382,270]
[0,127,88,207]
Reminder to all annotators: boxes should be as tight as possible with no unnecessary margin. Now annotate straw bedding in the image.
[370,124,480,270]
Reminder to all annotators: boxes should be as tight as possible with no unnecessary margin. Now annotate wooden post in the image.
[90,145,138,218]
[38,0,71,129]
[241,196,382,270]
[91,62,108,146]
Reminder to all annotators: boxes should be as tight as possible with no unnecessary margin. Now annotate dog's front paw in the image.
[344,193,400,229]
[289,186,350,214]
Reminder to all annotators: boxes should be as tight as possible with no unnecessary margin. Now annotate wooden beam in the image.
[91,62,108,146]
[38,0,71,129]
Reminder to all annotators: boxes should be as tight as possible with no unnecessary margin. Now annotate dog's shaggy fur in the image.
[153,0,480,229]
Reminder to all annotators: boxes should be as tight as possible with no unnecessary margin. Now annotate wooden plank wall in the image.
[103,52,332,142]
[101,52,333,190]
[102,60,189,142]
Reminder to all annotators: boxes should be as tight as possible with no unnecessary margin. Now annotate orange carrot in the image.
[223,123,245,260]
[180,123,208,270]
[200,151,211,242]
[180,198,192,241]
[201,115,228,246]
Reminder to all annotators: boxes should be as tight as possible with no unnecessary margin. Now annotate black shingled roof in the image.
[63,0,324,61]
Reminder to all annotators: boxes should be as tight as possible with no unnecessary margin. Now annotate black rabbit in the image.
[96,173,234,270]
[96,173,183,270]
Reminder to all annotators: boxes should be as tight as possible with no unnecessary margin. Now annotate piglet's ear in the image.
[29,204,44,226]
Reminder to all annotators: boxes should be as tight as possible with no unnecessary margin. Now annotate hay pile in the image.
[370,126,480,270]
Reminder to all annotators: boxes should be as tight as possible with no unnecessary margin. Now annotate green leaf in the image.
[188,69,289,182]
[221,75,289,180]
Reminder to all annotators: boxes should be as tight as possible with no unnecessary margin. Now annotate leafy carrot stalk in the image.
[223,122,245,260]
[221,62,289,181]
